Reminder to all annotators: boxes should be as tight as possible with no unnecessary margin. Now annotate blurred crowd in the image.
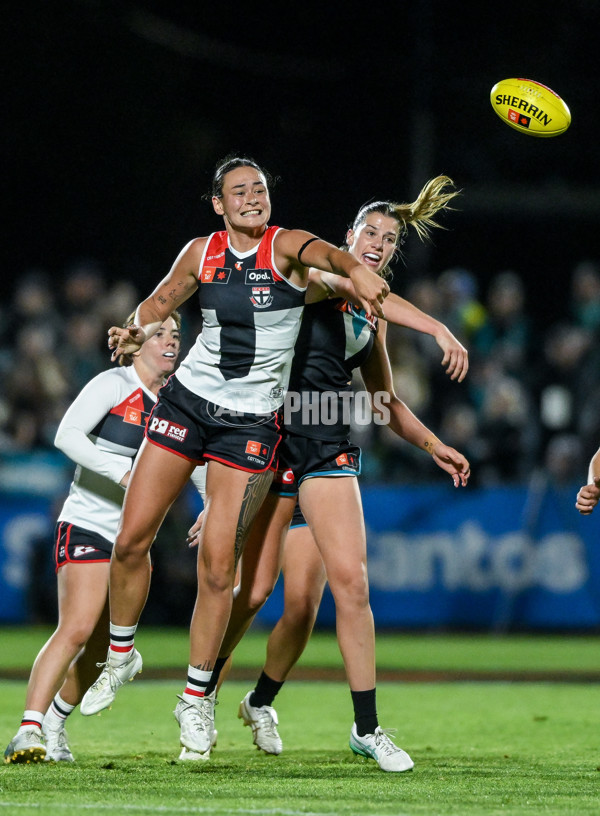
[358,258,600,489]
[2,256,600,491]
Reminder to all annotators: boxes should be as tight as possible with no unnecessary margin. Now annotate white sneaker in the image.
[178,728,218,761]
[238,690,282,755]
[4,728,46,764]
[173,694,215,758]
[80,649,143,715]
[349,724,414,772]
[43,725,74,762]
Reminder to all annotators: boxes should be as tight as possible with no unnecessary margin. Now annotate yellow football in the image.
[490,78,571,137]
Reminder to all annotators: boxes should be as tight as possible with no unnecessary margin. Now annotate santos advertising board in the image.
[1,482,600,629]
[256,483,600,630]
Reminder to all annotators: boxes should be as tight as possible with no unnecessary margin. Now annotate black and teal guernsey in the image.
[284,297,378,441]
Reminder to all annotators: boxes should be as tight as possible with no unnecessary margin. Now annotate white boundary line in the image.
[0,804,413,816]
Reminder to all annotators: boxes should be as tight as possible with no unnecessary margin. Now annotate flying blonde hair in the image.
[347,175,461,278]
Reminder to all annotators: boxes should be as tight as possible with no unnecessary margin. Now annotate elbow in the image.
[54,427,67,452]
[54,425,76,456]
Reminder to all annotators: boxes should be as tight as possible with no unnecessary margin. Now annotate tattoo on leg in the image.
[234,471,273,564]
[193,661,213,671]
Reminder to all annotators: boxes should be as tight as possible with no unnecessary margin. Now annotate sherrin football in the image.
[490,78,571,137]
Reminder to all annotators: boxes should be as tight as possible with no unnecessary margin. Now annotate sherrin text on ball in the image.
[490,78,571,137]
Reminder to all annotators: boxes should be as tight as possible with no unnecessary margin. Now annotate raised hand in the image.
[575,476,600,515]
[107,325,146,362]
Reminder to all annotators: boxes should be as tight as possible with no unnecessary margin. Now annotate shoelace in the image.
[179,697,214,731]
[23,730,43,746]
[54,730,69,749]
[254,706,279,737]
[374,728,402,755]
[45,728,69,751]
[93,661,125,693]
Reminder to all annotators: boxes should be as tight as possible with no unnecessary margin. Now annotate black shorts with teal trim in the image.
[290,501,307,528]
[54,522,113,572]
[271,431,361,496]
[146,375,281,473]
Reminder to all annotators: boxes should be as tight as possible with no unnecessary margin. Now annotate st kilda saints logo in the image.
[250,286,273,308]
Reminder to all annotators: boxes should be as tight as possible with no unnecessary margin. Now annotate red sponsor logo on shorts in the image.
[274,468,294,485]
[245,440,271,461]
[336,453,349,466]
[149,417,189,442]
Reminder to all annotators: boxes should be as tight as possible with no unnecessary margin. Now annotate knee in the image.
[282,596,320,633]
[203,569,235,595]
[245,579,275,614]
[283,579,323,624]
[330,566,370,608]
[113,532,151,565]
[198,554,237,595]
[55,623,93,654]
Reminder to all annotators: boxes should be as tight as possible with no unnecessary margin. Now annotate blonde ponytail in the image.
[391,175,460,242]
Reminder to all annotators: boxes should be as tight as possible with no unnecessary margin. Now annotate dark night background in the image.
[4,0,600,332]
[3,2,600,632]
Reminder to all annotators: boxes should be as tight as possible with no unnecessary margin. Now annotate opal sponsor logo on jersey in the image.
[250,286,273,308]
[149,416,189,442]
[245,269,274,284]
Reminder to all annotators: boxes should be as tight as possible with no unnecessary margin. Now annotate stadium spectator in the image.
[569,260,600,332]
[436,266,487,344]
[473,270,532,379]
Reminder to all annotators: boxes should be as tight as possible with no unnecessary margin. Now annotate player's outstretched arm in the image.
[307,273,468,381]
[360,323,470,487]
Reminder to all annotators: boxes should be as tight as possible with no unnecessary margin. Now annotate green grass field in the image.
[1,627,600,816]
